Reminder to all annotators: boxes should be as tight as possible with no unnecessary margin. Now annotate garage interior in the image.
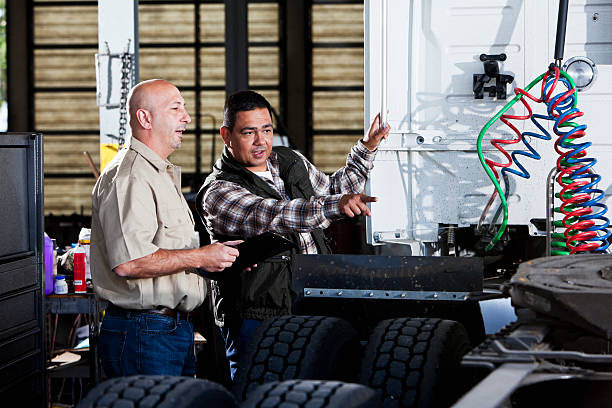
[3,0,612,407]
[2,1,370,406]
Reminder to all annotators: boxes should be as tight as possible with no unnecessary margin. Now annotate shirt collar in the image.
[129,137,173,172]
[268,150,278,167]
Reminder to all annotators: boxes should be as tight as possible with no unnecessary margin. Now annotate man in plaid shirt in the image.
[199,90,389,379]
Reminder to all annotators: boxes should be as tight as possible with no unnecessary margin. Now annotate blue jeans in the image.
[99,306,196,378]
[221,318,262,380]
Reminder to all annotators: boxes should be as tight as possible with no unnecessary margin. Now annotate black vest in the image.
[197,146,330,321]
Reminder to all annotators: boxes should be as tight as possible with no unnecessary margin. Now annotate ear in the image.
[220,126,232,148]
[136,108,152,130]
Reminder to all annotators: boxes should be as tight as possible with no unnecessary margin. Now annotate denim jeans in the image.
[99,306,196,378]
[221,318,262,380]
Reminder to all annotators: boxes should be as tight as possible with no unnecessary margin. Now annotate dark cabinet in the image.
[0,133,45,406]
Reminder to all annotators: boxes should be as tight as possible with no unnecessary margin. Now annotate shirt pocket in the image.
[154,206,192,248]
[160,205,188,228]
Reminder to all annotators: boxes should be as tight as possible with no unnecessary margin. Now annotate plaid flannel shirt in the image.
[202,140,377,254]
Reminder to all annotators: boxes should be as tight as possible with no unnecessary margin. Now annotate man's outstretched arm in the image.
[203,182,377,238]
[113,241,241,278]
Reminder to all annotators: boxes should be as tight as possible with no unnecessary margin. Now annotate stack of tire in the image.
[79,316,471,408]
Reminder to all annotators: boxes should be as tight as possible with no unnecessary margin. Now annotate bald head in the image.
[128,79,173,128]
[126,79,191,159]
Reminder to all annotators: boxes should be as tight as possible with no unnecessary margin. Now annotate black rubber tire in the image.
[77,375,238,408]
[234,315,360,401]
[241,379,380,408]
[358,318,471,408]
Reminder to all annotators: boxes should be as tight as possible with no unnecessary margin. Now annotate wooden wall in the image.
[33,1,364,215]
[311,4,364,172]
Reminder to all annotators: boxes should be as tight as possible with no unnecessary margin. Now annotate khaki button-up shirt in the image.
[91,137,205,311]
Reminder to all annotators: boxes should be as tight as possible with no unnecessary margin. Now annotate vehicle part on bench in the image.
[241,379,380,408]
[359,317,471,408]
[510,254,612,339]
[234,315,360,401]
[77,375,237,408]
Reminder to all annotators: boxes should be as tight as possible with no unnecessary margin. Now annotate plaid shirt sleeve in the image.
[203,180,345,238]
[297,139,377,196]
[202,140,377,238]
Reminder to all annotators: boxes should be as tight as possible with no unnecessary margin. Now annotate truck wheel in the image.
[234,315,360,401]
[77,375,237,408]
[359,318,471,408]
[242,379,380,408]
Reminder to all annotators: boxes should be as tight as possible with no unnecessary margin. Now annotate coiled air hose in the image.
[477,66,610,253]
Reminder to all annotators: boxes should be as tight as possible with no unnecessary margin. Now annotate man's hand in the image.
[198,241,241,272]
[362,113,390,151]
[338,193,377,217]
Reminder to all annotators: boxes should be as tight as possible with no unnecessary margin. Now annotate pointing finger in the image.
[223,240,243,247]
[361,195,378,203]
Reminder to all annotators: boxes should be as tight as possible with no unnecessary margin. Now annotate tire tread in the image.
[359,317,471,408]
[77,375,237,408]
[242,379,379,408]
[235,315,359,401]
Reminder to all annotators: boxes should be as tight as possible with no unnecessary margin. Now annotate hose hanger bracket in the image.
[473,53,514,100]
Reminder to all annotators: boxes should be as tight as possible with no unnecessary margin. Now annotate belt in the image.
[106,304,194,321]
[147,307,194,320]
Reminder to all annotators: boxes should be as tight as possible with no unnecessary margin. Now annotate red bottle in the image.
[73,245,87,293]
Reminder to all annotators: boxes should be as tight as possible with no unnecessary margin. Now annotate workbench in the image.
[45,293,107,386]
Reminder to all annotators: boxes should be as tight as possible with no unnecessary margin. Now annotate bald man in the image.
[91,79,240,377]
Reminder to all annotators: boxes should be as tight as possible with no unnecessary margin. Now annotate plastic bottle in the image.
[81,240,91,282]
[73,244,87,293]
[78,228,91,281]
[54,275,68,295]
[44,233,54,295]
[52,239,58,278]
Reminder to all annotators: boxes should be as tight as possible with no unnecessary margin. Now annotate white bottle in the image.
[54,275,68,295]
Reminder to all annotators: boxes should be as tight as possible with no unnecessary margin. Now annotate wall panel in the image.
[310,3,365,172]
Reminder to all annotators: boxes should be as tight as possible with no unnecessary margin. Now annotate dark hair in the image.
[223,90,272,131]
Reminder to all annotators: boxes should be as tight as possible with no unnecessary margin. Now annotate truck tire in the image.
[234,315,360,401]
[242,379,380,408]
[77,375,237,408]
[358,318,471,408]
